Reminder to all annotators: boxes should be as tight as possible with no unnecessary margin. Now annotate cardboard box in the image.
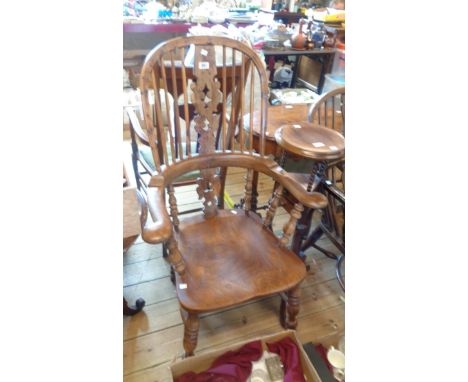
[169,330,322,381]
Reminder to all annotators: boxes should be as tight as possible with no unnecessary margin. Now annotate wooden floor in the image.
[123,167,345,382]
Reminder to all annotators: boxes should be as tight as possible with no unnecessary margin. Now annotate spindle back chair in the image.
[138,36,328,356]
[308,86,345,136]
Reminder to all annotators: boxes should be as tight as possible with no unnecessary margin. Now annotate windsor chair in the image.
[138,36,328,356]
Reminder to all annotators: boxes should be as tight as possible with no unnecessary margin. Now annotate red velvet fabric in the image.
[175,335,306,382]
[267,336,306,382]
[175,340,263,382]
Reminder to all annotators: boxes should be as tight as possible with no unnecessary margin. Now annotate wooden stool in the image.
[275,123,345,274]
[240,104,310,210]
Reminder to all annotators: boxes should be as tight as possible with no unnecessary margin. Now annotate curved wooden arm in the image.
[267,162,328,210]
[141,176,173,244]
[149,153,328,209]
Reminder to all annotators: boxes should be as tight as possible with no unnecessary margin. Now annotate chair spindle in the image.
[222,46,227,151]
[151,69,169,166]
[280,203,304,247]
[249,61,254,154]
[243,169,254,211]
[167,235,185,274]
[239,54,245,152]
[169,51,184,160]
[264,184,284,228]
[167,185,180,229]
[160,57,177,163]
[180,47,192,157]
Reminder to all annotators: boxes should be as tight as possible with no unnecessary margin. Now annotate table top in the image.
[275,122,345,161]
[244,104,310,141]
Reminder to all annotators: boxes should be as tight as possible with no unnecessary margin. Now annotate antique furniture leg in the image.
[291,162,326,265]
[123,297,146,316]
[279,286,302,330]
[279,298,287,328]
[285,286,301,329]
[301,224,339,260]
[181,309,200,357]
[336,254,345,291]
[129,125,142,190]
[291,208,314,258]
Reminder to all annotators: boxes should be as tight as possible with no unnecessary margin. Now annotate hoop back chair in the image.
[138,36,327,356]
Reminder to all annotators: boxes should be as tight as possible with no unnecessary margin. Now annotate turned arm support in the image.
[140,176,173,244]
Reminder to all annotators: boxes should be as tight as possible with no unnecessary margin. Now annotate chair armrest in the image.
[126,106,149,145]
[151,153,328,210]
[268,164,328,210]
[140,176,173,244]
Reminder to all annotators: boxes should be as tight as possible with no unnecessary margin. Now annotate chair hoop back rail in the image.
[308,86,345,136]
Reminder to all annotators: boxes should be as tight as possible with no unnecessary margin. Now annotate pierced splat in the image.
[196,175,220,217]
[190,45,224,217]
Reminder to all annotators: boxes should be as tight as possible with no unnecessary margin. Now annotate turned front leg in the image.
[286,286,301,329]
[180,309,200,356]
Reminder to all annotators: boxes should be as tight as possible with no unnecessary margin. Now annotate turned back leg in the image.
[279,286,301,329]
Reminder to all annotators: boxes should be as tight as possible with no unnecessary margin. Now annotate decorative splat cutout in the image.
[190,45,223,217]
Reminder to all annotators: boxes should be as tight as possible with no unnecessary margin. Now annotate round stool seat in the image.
[275,122,345,161]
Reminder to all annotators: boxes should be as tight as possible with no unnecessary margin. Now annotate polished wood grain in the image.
[245,104,309,157]
[275,123,345,161]
[137,36,329,356]
[174,210,307,312]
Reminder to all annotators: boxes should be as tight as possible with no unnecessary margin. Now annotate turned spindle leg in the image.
[286,286,301,329]
[167,235,185,275]
[181,310,200,357]
[279,297,287,328]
